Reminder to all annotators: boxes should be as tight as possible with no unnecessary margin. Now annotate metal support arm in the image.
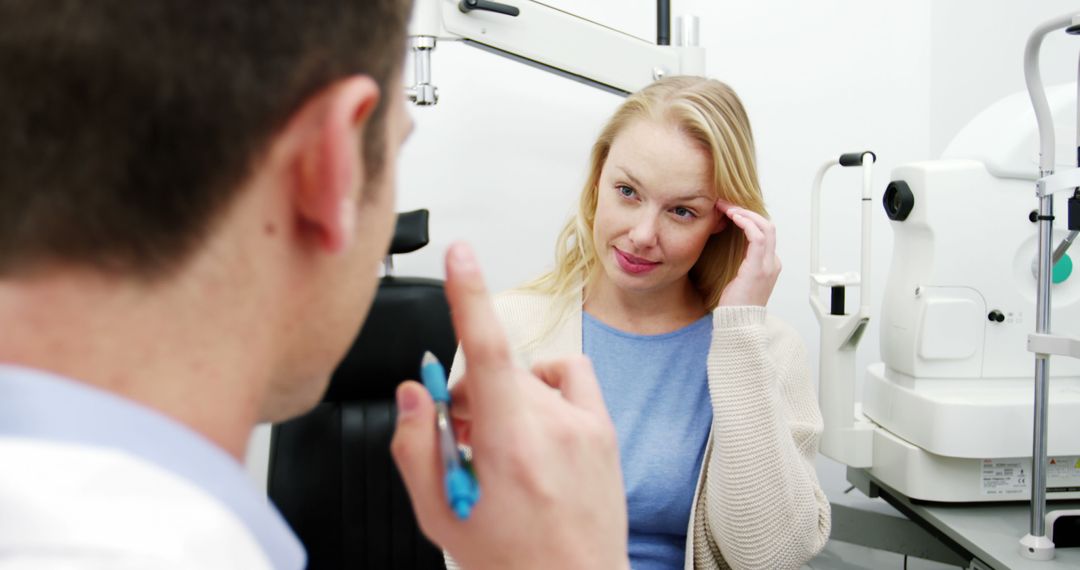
[406,0,705,102]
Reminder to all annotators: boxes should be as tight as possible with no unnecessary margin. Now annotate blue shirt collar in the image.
[0,364,306,570]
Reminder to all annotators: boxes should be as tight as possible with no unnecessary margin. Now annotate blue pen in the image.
[419,351,480,520]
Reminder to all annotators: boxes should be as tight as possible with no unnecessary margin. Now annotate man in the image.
[0,1,629,569]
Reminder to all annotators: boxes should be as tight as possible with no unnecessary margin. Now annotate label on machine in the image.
[981,456,1080,496]
[981,459,1029,496]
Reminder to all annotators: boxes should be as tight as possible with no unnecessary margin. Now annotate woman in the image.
[448,76,829,570]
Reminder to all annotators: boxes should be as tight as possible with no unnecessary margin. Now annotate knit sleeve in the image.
[692,306,830,570]
[446,344,466,390]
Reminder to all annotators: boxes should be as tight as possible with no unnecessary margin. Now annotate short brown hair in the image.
[0,0,412,278]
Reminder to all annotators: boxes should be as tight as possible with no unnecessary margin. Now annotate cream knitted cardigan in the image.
[445,289,830,570]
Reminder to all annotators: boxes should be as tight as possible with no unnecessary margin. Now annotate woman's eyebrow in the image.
[614,167,709,202]
[614,166,646,190]
[670,193,712,202]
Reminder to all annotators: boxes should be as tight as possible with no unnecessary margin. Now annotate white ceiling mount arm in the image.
[405,0,706,103]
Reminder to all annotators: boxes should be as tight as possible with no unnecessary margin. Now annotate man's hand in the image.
[390,242,629,570]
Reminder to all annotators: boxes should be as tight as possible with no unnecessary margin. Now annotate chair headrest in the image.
[321,209,454,402]
[323,276,457,402]
[390,210,430,255]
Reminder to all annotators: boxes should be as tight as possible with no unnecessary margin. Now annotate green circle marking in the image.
[1052,254,1073,284]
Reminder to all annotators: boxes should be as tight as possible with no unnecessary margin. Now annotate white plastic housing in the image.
[877,160,1080,380]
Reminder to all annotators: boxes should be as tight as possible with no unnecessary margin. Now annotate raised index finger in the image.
[443,242,521,419]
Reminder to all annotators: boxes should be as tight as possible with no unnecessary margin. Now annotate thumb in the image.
[390,381,452,542]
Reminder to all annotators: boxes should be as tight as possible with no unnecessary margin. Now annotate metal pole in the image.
[1020,15,1074,556]
[406,36,438,106]
[1031,190,1054,537]
[657,0,670,46]
[860,154,874,314]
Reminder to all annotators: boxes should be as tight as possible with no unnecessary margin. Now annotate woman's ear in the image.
[711,210,729,234]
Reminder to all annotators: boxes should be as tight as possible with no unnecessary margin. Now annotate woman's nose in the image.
[627,212,659,249]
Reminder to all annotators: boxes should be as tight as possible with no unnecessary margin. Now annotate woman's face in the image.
[591,118,725,300]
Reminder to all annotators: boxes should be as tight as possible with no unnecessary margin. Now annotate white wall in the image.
[930,0,1080,157]
[394,40,622,292]
[249,1,1080,508]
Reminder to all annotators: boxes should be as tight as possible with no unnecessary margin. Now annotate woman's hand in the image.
[716,200,781,307]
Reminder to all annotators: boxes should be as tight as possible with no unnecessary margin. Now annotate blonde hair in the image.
[525,76,766,326]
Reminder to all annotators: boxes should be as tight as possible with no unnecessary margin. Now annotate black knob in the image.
[988,310,1005,323]
[459,0,520,16]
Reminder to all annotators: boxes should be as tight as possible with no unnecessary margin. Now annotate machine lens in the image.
[883,180,914,221]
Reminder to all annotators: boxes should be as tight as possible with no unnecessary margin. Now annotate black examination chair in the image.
[268,210,452,570]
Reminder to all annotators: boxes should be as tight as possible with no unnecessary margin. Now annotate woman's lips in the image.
[614,247,660,274]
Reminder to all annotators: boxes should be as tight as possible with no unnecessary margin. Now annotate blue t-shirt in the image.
[583,312,713,570]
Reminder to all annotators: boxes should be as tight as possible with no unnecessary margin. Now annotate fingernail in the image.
[397,384,419,419]
[449,242,476,272]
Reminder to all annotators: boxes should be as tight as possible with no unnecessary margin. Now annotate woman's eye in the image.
[617,185,636,198]
[673,206,695,219]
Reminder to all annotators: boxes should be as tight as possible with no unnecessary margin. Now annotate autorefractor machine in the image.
[811,12,1080,562]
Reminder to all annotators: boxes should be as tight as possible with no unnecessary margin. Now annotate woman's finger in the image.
[737,209,777,259]
[728,208,776,267]
[728,212,766,276]
[728,209,765,244]
[728,208,773,241]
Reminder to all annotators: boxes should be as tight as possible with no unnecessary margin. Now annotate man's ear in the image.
[290,76,381,254]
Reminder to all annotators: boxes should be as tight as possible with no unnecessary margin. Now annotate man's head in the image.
[0,0,415,427]
[0,0,411,278]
